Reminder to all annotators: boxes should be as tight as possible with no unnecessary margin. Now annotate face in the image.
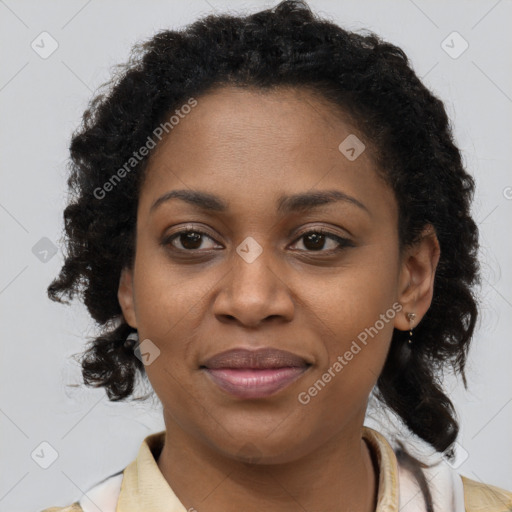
[118,85,439,464]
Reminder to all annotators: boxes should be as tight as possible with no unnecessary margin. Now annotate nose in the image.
[212,247,295,328]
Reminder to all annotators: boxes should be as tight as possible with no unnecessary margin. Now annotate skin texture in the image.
[118,85,441,512]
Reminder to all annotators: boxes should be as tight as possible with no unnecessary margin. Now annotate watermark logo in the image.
[31,441,59,469]
[442,441,469,469]
[338,134,366,161]
[134,338,161,366]
[31,31,59,59]
[237,441,263,465]
[32,237,58,263]
[441,31,469,59]
[236,236,263,264]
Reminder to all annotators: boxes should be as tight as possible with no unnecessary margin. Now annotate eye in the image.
[163,228,220,252]
[163,227,354,254]
[290,228,354,253]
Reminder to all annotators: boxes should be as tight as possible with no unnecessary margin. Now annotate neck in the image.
[156,418,378,512]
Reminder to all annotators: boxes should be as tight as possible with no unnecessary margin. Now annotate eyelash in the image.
[163,227,354,254]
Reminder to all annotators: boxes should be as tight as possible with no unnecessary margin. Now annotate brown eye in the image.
[162,227,354,255]
[176,231,203,250]
[290,229,354,253]
[164,229,219,251]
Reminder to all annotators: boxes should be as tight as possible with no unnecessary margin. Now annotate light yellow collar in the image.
[45,426,512,512]
[115,427,401,512]
[116,429,187,512]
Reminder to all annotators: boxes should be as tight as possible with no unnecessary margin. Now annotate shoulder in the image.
[371,426,512,512]
[38,430,166,512]
[39,471,124,512]
[40,504,83,512]
[462,475,512,512]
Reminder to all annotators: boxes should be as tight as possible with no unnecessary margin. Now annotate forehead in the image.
[155,85,355,151]
[138,85,396,224]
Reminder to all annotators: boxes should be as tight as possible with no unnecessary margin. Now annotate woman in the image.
[43,1,512,511]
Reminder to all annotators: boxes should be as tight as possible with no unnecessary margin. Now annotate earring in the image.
[124,331,139,350]
[406,313,416,344]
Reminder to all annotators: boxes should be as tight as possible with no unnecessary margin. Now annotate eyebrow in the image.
[149,189,370,216]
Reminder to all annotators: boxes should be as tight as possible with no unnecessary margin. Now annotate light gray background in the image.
[1,1,511,511]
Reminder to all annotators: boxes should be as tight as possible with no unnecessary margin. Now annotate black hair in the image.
[48,0,480,465]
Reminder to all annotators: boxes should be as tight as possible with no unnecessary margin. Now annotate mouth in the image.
[200,348,312,399]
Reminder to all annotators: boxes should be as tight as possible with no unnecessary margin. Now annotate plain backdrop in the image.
[1,0,511,511]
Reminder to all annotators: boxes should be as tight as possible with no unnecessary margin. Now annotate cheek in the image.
[297,293,395,433]
[129,249,198,385]
[132,265,199,418]
[132,239,206,337]
[299,249,399,405]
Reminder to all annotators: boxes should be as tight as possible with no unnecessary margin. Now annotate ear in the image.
[118,266,138,329]
[394,224,441,331]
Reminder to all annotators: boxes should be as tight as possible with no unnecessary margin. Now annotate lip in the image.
[202,347,311,369]
[200,348,312,399]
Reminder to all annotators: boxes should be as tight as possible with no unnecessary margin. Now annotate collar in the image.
[77,427,465,512]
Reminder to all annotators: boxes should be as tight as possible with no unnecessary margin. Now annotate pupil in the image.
[182,232,202,249]
[305,233,325,250]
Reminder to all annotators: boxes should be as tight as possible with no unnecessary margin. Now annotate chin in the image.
[203,425,313,466]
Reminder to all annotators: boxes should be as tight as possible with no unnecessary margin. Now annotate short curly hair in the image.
[48,0,481,456]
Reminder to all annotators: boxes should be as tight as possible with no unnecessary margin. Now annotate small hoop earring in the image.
[406,313,416,344]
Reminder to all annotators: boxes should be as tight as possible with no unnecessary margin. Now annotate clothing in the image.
[40,427,512,512]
